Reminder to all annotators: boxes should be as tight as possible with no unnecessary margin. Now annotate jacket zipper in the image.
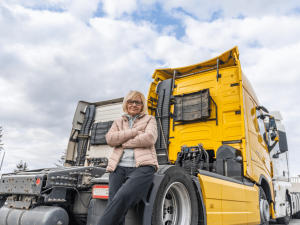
[133,118,138,167]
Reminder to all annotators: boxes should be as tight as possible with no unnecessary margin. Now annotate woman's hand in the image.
[121,117,157,148]
[106,121,139,147]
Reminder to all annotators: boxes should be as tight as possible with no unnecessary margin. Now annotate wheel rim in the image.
[260,198,270,222]
[161,182,192,225]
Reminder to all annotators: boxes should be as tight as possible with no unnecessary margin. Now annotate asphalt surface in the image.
[270,219,300,224]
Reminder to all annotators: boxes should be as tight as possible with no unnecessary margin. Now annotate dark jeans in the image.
[97,166,155,225]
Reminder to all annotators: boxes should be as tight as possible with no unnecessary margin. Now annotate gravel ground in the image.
[270,219,300,224]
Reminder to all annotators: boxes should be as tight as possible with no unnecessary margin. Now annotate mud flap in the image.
[140,173,165,225]
[191,175,207,225]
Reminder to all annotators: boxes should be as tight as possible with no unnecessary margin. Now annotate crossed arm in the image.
[105,122,139,147]
[122,117,158,148]
[105,117,157,148]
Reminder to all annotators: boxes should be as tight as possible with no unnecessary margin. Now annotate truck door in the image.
[254,109,271,173]
[247,104,271,181]
[244,92,272,181]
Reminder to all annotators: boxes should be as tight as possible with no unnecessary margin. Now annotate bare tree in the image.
[14,160,28,172]
[55,149,66,167]
[0,126,3,152]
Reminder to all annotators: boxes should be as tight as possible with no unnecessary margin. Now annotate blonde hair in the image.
[123,91,148,115]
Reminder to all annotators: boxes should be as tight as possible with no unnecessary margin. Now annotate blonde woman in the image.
[97,91,158,225]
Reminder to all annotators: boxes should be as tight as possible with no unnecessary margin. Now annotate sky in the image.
[0,0,300,177]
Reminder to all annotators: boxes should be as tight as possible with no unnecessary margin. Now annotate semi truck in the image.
[268,111,300,222]
[0,46,299,225]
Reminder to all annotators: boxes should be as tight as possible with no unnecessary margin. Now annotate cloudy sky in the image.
[0,0,300,176]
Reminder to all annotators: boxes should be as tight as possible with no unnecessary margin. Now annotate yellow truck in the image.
[146,46,273,225]
[0,47,292,225]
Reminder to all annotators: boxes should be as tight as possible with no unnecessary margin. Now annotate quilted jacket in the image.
[105,113,159,172]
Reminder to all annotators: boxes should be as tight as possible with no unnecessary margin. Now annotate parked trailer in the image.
[0,46,298,225]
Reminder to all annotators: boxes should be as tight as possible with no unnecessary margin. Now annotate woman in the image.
[97,91,159,225]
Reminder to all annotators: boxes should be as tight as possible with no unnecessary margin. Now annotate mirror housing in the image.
[269,116,277,130]
[278,131,288,153]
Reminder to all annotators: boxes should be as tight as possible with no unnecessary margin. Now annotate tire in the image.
[297,211,300,219]
[296,194,300,219]
[276,194,291,224]
[151,166,198,225]
[259,187,270,225]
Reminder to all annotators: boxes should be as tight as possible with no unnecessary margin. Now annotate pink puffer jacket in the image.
[105,113,159,172]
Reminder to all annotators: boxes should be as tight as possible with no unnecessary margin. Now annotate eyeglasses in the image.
[127,100,143,106]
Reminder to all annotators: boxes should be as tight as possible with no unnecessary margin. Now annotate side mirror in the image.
[269,116,277,130]
[278,130,288,153]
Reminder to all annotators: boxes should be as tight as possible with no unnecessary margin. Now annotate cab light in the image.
[92,185,109,199]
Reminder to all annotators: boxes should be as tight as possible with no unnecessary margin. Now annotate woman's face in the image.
[127,96,143,117]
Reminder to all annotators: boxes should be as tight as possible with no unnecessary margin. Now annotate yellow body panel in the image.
[198,174,260,224]
[198,174,222,224]
[147,46,274,223]
[245,185,261,224]
[221,178,247,224]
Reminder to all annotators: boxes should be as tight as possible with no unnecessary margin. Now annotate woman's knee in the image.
[120,188,135,200]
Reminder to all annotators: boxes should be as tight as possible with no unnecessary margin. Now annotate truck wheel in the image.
[259,187,270,225]
[151,166,198,225]
[276,194,291,224]
[297,211,300,219]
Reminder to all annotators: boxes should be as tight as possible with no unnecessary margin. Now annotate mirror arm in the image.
[256,106,269,113]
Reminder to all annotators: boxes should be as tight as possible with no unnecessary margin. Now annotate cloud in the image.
[161,0,300,20]
[101,0,138,19]
[0,1,300,177]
